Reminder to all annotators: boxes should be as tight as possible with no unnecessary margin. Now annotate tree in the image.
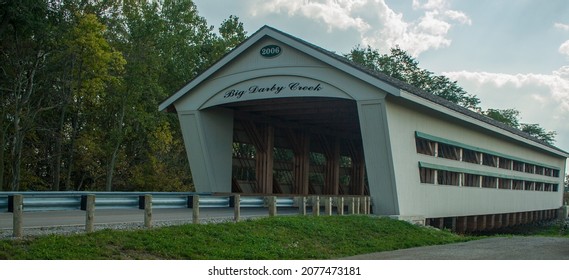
[520,123,556,145]
[0,0,248,192]
[346,46,480,110]
[484,108,520,128]
[0,0,58,190]
[57,13,125,190]
[346,46,557,145]
[97,0,247,191]
[483,108,557,144]
[209,15,247,59]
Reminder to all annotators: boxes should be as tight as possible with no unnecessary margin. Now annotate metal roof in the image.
[159,25,569,158]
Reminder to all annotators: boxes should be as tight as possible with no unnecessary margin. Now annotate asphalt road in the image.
[342,236,569,260]
[0,207,298,229]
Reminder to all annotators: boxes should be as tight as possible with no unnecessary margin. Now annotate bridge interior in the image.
[220,97,369,195]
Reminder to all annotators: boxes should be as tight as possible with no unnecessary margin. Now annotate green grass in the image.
[0,215,473,260]
[476,221,569,238]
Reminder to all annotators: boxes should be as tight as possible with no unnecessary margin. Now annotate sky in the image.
[193,0,569,155]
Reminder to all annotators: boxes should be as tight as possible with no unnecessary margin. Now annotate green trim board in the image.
[415,131,560,171]
[418,162,560,185]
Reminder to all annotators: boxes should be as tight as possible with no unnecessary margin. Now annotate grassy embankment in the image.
[1,215,566,260]
[0,215,471,259]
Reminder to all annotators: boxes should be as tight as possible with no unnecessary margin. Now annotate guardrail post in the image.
[299,196,307,216]
[268,196,277,217]
[10,195,23,238]
[348,197,355,215]
[337,197,344,216]
[191,195,200,224]
[324,197,332,216]
[85,194,95,233]
[144,194,152,228]
[312,196,320,216]
[232,194,241,222]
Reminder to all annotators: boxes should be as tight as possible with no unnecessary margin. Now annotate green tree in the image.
[0,0,59,190]
[207,15,247,59]
[483,108,556,144]
[520,123,556,145]
[346,46,480,110]
[346,46,556,146]
[56,12,125,190]
[484,108,520,128]
[98,0,246,191]
[106,0,181,191]
[0,0,248,192]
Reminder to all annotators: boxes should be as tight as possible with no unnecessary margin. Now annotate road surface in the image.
[342,236,569,260]
[0,207,298,230]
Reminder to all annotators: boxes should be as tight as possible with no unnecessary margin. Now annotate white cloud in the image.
[418,11,451,35]
[250,0,471,57]
[444,10,472,25]
[251,0,371,33]
[559,40,569,57]
[412,0,446,10]
[443,67,569,150]
[554,22,569,31]
[444,69,569,107]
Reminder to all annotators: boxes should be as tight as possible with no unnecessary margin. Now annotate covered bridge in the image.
[159,26,568,231]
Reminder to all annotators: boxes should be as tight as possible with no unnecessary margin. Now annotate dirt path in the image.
[342,236,569,260]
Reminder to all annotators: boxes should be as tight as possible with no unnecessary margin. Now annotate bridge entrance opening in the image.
[221,97,369,195]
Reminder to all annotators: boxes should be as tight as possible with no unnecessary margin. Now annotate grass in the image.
[0,215,473,260]
[475,220,569,238]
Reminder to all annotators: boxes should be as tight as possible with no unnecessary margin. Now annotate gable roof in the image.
[159,25,569,158]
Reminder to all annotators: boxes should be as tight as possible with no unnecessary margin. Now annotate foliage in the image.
[0,215,471,259]
[346,46,557,145]
[484,108,520,128]
[519,124,557,145]
[483,108,557,144]
[346,46,480,110]
[0,0,247,191]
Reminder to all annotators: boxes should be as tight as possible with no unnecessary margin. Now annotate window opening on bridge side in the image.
[416,138,435,156]
[437,170,460,186]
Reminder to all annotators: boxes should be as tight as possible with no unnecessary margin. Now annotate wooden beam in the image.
[288,129,310,195]
[255,124,274,194]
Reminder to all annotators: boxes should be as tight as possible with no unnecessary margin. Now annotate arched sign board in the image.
[201,76,352,109]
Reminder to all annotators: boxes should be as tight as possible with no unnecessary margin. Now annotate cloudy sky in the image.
[194,0,569,154]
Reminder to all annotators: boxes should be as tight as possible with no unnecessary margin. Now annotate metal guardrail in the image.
[1,192,372,238]
[0,192,298,212]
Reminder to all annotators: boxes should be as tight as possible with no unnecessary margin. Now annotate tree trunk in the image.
[52,107,66,191]
[105,147,119,192]
[0,118,6,191]
[10,113,23,191]
[10,51,41,191]
[64,56,84,191]
[64,112,78,191]
[105,104,126,192]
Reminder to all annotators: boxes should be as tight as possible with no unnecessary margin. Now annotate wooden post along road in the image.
[0,194,371,238]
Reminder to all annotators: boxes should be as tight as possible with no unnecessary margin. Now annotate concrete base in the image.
[388,215,426,226]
